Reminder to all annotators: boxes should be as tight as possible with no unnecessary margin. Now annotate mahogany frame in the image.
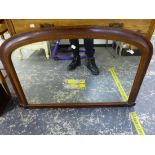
[0,27,153,108]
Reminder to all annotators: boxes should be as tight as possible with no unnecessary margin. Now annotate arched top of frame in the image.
[0,26,153,61]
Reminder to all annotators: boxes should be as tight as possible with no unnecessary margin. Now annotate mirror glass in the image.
[11,39,141,104]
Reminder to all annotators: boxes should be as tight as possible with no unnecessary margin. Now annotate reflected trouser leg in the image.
[69,39,80,56]
[84,39,99,75]
[68,39,81,70]
[84,39,94,58]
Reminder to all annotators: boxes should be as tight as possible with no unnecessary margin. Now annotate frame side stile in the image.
[0,45,28,106]
[128,44,153,103]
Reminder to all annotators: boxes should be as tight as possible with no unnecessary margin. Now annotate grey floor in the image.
[0,39,155,135]
[12,47,140,104]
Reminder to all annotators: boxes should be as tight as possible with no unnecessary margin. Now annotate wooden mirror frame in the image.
[0,27,153,108]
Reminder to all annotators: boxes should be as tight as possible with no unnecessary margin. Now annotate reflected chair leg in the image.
[106,40,108,47]
[116,41,123,57]
[43,42,49,59]
[17,49,23,60]
[119,42,124,56]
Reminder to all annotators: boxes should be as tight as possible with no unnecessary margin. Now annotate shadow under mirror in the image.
[11,38,141,104]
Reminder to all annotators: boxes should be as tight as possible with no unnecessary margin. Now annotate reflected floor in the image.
[12,47,140,104]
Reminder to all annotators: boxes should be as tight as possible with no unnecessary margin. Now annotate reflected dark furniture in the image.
[0,67,11,115]
[0,27,153,110]
[0,69,11,96]
[0,83,11,116]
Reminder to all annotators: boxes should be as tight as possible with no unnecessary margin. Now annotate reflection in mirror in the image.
[11,39,141,104]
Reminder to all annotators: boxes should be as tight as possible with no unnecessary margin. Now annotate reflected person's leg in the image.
[84,39,94,57]
[68,39,81,71]
[84,39,99,75]
[69,39,80,56]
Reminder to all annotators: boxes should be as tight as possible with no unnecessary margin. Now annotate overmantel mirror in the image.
[0,27,153,108]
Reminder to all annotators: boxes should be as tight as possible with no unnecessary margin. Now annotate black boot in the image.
[67,55,81,71]
[86,57,99,75]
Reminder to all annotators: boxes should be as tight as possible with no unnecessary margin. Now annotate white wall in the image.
[60,39,113,45]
